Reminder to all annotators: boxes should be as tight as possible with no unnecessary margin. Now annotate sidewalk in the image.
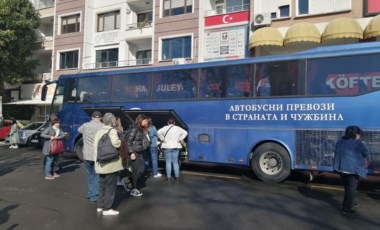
[0,141,10,147]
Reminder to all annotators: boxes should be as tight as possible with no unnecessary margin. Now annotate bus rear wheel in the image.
[75,138,84,161]
[251,143,291,183]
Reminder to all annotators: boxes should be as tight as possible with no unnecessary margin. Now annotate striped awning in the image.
[249,27,283,48]
[364,14,380,39]
[322,18,363,42]
[284,22,320,45]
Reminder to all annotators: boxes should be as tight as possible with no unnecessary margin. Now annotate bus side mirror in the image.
[41,84,48,101]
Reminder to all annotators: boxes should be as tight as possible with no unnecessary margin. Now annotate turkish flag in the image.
[205,11,249,27]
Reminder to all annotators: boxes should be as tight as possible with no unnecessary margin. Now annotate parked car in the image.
[5,122,46,146]
[0,120,12,140]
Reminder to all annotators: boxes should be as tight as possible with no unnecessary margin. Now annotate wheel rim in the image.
[259,151,283,175]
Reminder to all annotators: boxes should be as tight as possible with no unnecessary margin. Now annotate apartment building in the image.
[6,0,380,121]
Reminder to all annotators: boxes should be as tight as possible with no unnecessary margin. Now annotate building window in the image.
[96,48,118,68]
[59,50,79,69]
[279,5,290,17]
[163,0,193,17]
[97,11,120,32]
[162,36,191,60]
[298,0,309,15]
[61,14,80,34]
[136,50,152,65]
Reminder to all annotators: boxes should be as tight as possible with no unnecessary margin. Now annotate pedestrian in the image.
[333,125,369,214]
[147,117,161,178]
[40,119,66,180]
[157,117,188,181]
[93,112,123,216]
[9,119,20,149]
[126,114,150,197]
[78,111,103,202]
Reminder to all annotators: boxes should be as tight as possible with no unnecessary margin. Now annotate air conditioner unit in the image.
[253,13,271,26]
[42,73,51,81]
[172,58,186,65]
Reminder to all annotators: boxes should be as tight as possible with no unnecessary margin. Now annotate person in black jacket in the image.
[126,114,150,197]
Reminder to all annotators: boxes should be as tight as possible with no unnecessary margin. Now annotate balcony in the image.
[33,0,55,17]
[125,21,153,40]
[205,4,250,17]
[84,59,152,70]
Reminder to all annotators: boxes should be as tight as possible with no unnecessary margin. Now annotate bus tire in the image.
[75,138,84,161]
[251,143,291,183]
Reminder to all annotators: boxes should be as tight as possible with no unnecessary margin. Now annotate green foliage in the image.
[0,0,40,98]
[2,104,36,120]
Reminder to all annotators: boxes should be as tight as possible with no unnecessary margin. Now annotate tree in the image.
[0,0,40,101]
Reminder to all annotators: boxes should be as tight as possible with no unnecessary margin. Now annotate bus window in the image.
[153,69,196,99]
[225,65,251,98]
[78,76,111,102]
[307,54,380,96]
[111,73,150,101]
[200,64,251,98]
[256,61,302,97]
[199,68,222,98]
[65,78,78,102]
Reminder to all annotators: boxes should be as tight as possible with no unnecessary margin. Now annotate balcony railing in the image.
[33,0,55,10]
[85,59,152,69]
[126,21,152,31]
[205,4,250,17]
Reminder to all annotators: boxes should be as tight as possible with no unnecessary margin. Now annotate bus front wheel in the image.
[251,143,291,183]
[75,138,84,161]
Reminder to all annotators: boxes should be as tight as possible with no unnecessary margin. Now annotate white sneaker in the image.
[9,145,14,149]
[97,208,103,212]
[13,145,18,149]
[154,173,162,178]
[102,209,119,215]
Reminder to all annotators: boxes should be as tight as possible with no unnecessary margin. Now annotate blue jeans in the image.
[163,148,180,178]
[44,154,59,177]
[150,147,159,176]
[340,173,359,209]
[84,160,99,201]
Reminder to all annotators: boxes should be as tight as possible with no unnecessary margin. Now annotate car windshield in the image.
[21,123,44,130]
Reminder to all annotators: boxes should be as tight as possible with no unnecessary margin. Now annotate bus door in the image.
[81,106,134,131]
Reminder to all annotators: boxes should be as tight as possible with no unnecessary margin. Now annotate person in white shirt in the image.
[157,118,188,181]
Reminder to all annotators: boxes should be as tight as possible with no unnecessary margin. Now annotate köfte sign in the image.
[205,11,249,27]
[326,72,380,95]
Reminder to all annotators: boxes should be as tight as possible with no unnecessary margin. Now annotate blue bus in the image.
[42,41,380,182]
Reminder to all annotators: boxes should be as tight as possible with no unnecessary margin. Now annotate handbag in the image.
[50,139,64,155]
[97,129,120,163]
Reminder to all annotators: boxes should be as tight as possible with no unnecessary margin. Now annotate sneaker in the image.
[154,173,162,178]
[121,179,131,192]
[53,173,60,178]
[13,145,18,149]
[341,208,356,215]
[130,189,143,197]
[102,209,119,215]
[352,202,359,209]
[45,175,55,180]
[9,145,14,149]
[97,208,103,212]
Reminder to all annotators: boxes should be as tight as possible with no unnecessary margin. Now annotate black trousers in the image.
[130,153,145,189]
[98,172,118,210]
[340,173,359,209]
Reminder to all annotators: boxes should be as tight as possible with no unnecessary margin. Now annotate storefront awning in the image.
[249,27,283,48]
[5,99,52,105]
[322,18,363,42]
[364,14,380,39]
[284,22,320,45]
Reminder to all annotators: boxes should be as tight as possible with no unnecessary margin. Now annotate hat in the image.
[92,111,102,118]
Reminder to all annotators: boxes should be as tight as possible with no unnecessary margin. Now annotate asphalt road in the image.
[0,144,380,230]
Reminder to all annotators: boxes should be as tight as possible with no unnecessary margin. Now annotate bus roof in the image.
[58,41,380,79]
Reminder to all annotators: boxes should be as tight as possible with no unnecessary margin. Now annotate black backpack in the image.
[97,128,120,163]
